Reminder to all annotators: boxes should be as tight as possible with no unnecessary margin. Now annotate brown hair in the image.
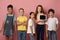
[35,5,44,19]
[19,8,24,12]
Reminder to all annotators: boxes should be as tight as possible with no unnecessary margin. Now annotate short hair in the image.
[48,9,55,14]
[19,8,24,12]
[7,4,13,9]
[30,12,34,15]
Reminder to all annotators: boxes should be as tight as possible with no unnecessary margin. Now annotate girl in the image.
[1,4,16,40]
[35,5,46,40]
[27,12,35,40]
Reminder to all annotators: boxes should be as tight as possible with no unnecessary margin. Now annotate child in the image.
[1,4,16,40]
[27,12,35,40]
[46,9,59,40]
[17,8,27,40]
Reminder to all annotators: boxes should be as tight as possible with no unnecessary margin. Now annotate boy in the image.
[46,9,59,40]
[1,4,16,40]
[17,8,27,40]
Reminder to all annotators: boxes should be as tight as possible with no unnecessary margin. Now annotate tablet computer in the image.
[40,15,46,20]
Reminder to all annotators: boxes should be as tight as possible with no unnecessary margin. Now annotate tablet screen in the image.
[40,15,46,20]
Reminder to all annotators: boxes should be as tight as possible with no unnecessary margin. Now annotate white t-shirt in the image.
[46,17,58,31]
[27,19,35,34]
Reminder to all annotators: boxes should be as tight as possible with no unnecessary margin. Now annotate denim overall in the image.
[3,14,14,36]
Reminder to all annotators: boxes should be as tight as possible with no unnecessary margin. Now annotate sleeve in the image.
[45,20,48,25]
[4,14,7,21]
[25,16,27,22]
[17,17,19,21]
[28,19,33,27]
[56,18,58,24]
[13,15,16,21]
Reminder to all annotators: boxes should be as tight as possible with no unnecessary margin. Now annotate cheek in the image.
[9,10,13,12]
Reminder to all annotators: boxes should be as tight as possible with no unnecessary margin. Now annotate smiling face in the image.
[49,12,54,18]
[7,7,13,14]
[19,10,24,16]
[19,8,24,16]
[38,7,41,13]
[31,13,35,18]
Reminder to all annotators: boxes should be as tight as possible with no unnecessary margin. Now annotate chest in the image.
[48,18,56,23]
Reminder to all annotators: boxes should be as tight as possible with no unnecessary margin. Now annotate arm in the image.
[45,20,48,37]
[56,23,59,31]
[56,18,59,31]
[23,17,27,26]
[30,26,33,35]
[0,15,7,32]
[0,21,5,32]
[13,16,17,32]
[17,21,23,26]
[46,24,48,37]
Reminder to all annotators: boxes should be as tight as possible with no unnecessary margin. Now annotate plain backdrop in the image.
[0,0,60,40]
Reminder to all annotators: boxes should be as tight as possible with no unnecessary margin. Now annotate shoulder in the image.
[17,16,21,20]
[23,16,27,18]
[54,17,58,21]
[23,16,27,20]
[28,19,32,21]
[54,17,58,20]
[47,18,50,20]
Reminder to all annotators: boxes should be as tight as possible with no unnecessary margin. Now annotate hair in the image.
[29,12,35,18]
[19,8,24,12]
[48,9,55,14]
[7,4,13,9]
[35,5,44,19]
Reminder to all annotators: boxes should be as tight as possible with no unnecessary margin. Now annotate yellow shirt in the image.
[17,16,27,31]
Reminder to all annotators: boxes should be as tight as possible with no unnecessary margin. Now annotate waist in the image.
[37,22,45,25]
[36,24,45,27]
[17,25,26,30]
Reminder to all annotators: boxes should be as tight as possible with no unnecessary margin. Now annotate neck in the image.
[50,16,54,18]
[8,13,12,15]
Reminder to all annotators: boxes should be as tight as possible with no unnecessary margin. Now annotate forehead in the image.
[38,7,41,9]
[49,12,53,14]
[7,7,13,10]
[31,13,34,15]
[19,10,24,11]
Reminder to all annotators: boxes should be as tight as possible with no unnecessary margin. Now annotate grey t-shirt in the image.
[4,14,16,23]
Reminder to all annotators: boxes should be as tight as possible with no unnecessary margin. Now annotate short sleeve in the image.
[17,17,19,21]
[4,14,7,21]
[45,20,48,25]
[56,18,58,24]
[28,19,33,27]
[24,16,27,21]
[13,15,16,21]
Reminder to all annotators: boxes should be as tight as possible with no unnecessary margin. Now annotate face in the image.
[7,7,13,14]
[19,10,24,16]
[49,12,54,17]
[38,7,41,13]
[31,13,35,18]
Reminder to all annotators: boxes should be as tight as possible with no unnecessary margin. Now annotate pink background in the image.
[0,0,60,40]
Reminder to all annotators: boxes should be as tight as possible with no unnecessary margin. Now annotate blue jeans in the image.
[48,31,57,40]
[29,34,34,40]
[17,30,26,40]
